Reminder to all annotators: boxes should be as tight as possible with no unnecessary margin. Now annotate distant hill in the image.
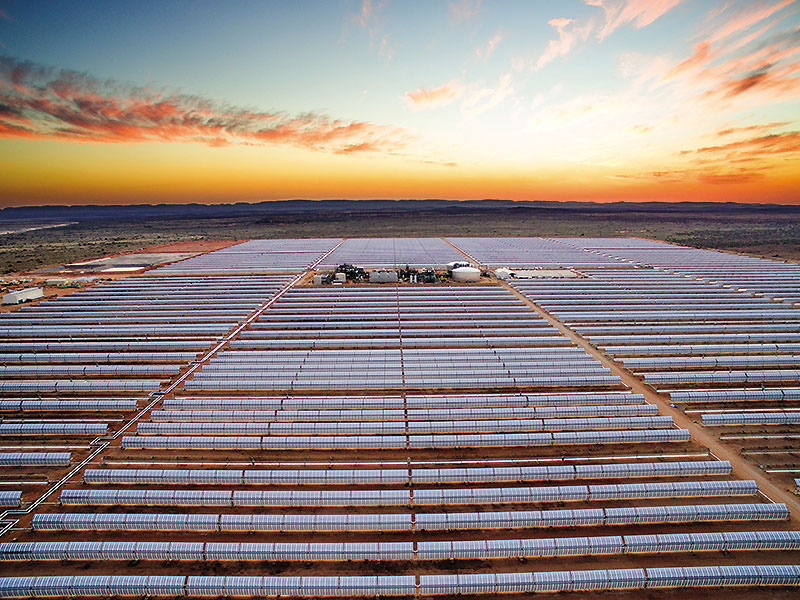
[2,199,799,222]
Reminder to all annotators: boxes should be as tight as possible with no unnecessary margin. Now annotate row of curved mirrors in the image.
[1,237,800,597]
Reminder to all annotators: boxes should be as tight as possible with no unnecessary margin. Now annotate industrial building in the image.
[1,288,43,305]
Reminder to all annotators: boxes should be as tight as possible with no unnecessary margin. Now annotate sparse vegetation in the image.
[1,201,798,273]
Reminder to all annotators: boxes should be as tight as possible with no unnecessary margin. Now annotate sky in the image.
[0,0,798,206]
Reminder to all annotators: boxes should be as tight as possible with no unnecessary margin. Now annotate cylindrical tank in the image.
[451,266,481,282]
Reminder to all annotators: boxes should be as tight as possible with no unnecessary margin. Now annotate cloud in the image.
[706,1,735,22]
[612,166,767,185]
[672,2,797,76]
[716,122,789,136]
[449,0,482,21]
[723,65,773,96]
[646,131,800,187]
[476,31,503,60]
[379,34,394,61]
[641,1,800,117]
[353,0,394,60]
[714,54,800,100]
[461,72,513,117]
[357,0,386,29]
[611,169,694,183]
[530,90,634,130]
[534,1,683,70]
[404,80,463,110]
[671,29,800,106]
[689,131,800,157]
[0,56,410,155]
[586,0,686,40]
[697,171,765,184]
[707,0,795,44]
[335,140,383,154]
[665,41,712,79]
[523,0,797,176]
[535,18,594,70]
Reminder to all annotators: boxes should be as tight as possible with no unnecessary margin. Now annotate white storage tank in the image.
[370,269,398,283]
[2,287,44,305]
[451,267,481,282]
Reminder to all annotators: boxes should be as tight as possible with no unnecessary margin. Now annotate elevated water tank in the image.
[451,267,481,282]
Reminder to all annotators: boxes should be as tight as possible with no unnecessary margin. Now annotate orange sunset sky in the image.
[0,0,799,206]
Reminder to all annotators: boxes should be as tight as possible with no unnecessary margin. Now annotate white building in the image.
[2,287,44,305]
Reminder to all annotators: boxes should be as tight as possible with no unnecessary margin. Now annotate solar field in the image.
[1,237,799,598]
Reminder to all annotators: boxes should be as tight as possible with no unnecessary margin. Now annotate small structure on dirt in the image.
[2,286,44,304]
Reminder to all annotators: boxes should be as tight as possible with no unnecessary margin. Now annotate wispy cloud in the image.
[664,41,713,79]
[657,4,800,108]
[379,34,394,61]
[405,80,463,110]
[706,0,795,44]
[625,130,800,188]
[461,72,513,117]
[535,18,594,70]
[0,57,410,155]
[611,166,766,185]
[716,122,789,136]
[476,31,503,60]
[586,0,686,40]
[535,0,684,69]
[449,0,482,21]
[688,131,800,158]
[353,0,394,60]
[524,0,798,185]
[357,0,386,29]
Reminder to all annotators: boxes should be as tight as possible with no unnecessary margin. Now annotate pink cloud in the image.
[586,0,686,39]
[0,57,410,155]
[690,131,800,157]
[681,34,799,104]
[707,0,795,44]
[404,80,463,110]
[652,2,800,111]
[666,41,712,78]
[660,130,800,188]
[535,1,683,70]
[716,122,789,136]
